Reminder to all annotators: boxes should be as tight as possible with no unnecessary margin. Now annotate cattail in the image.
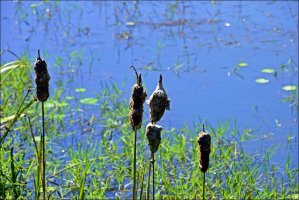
[129,66,146,199]
[197,125,211,173]
[146,74,170,124]
[146,123,163,154]
[34,50,50,102]
[129,66,147,131]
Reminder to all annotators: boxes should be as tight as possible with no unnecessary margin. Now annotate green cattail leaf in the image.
[75,88,86,93]
[255,78,269,84]
[282,85,297,91]
[261,68,276,74]
[0,61,21,73]
[80,98,98,105]
[1,114,25,124]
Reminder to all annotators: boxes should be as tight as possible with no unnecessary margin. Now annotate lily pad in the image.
[238,62,248,67]
[75,88,86,93]
[282,85,297,91]
[65,96,74,100]
[126,21,135,26]
[80,98,98,105]
[255,78,269,84]
[261,68,276,74]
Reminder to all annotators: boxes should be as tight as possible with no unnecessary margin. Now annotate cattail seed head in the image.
[129,66,147,131]
[146,123,162,153]
[146,74,170,124]
[34,49,50,102]
[197,125,211,173]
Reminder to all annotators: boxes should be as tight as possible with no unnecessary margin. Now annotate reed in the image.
[146,73,170,199]
[34,49,50,200]
[129,66,146,199]
[145,123,162,200]
[197,124,211,200]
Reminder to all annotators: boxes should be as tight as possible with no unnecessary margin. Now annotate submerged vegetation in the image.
[0,54,298,199]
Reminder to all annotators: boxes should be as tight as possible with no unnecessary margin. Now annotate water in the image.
[1,1,298,168]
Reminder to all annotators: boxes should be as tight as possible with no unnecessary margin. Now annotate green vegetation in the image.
[0,55,298,199]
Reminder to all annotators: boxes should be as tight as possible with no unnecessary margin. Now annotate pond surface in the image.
[1,1,298,167]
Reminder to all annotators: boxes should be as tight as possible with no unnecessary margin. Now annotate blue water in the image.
[1,1,298,169]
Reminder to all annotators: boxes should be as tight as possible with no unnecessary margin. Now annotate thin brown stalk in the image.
[146,158,152,200]
[133,129,137,199]
[42,102,46,200]
[203,172,205,200]
[152,153,155,200]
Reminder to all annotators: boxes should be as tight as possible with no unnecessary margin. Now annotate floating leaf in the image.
[65,96,74,100]
[255,78,269,84]
[238,62,248,67]
[75,88,86,93]
[80,98,98,105]
[261,68,276,74]
[126,21,135,26]
[282,85,297,91]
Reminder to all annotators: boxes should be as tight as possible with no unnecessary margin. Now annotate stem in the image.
[27,116,39,156]
[203,172,205,200]
[139,158,146,200]
[133,129,137,200]
[146,158,151,200]
[42,102,46,200]
[152,153,155,200]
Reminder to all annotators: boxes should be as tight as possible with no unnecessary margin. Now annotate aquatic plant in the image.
[129,66,146,199]
[197,124,211,200]
[145,74,170,199]
[34,49,50,200]
[145,123,162,200]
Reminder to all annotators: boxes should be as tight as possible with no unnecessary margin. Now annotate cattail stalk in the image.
[34,49,50,200]
[197,124,211,200]
[152,153,155,200]
[42,102,46,200]
[146,159,151,200]
[203,172,205,200]
[133,129,137,199]
[129,66,146,199]
[145,123,162,200]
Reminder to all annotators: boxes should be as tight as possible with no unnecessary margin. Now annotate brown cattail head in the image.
[197,124,211,173]
[34,49,50,102]
[146,74,170,124]
[146,123,162,153]
[129,66,147,131]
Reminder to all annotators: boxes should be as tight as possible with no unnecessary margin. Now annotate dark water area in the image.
[1,1,298,169]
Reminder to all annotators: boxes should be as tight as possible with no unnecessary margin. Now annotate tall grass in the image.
[0,55,298,199]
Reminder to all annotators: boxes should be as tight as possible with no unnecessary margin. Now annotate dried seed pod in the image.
[146,74,170,124]
[146,123,162,153]
[129,66,147,131]
[34,50,50,102]
[197,125,211,173]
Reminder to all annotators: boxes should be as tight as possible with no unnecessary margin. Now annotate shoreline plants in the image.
[0,52,298,199]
